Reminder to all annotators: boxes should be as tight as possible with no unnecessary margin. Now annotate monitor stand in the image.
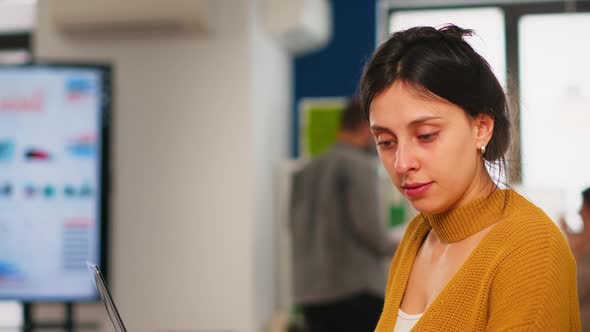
[22,302,100,332]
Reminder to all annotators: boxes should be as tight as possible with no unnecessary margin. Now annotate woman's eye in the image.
[418,132,438,141]
[377,141,395,148]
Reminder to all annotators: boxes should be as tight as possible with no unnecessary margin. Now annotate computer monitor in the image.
[0,63,111,301]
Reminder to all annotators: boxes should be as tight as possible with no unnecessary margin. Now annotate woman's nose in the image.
[394,142,418,175]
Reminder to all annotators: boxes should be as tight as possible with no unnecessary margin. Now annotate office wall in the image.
[34,1,291,331]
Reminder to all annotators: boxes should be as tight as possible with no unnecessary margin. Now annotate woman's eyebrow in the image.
[370,125,394,135]
[370,116,442,134]
[408,116,442,127]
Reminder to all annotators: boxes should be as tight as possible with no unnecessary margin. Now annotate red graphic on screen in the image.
[24,148,51,161]
[0,90,44,113]
[64,218,93,228]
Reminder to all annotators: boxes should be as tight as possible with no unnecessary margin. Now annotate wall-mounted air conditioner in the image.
[262,0,332,56]
[51,0,211,33]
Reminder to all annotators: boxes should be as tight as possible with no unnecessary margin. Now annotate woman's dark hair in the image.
[359,25,511,182]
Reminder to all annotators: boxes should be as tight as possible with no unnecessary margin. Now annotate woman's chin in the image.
[410,198,448,215]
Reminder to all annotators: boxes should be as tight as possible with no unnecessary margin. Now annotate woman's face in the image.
[369,81,493,214]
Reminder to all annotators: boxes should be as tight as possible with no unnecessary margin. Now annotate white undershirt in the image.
[393,309,423,332]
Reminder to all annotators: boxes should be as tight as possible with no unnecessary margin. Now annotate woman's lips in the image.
[402,182,433,199]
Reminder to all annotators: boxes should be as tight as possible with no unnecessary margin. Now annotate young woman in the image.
[359,25,581,331]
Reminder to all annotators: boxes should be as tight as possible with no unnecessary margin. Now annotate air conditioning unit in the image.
[51,0,211,33]
[262,0,332,56]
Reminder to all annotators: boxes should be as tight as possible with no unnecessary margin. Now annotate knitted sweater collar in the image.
[421,189,508,243]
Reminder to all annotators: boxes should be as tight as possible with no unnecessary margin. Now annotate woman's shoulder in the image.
[501,189,564,235]
[489,189,572,257]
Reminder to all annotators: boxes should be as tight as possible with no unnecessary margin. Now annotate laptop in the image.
[87,263,128,332]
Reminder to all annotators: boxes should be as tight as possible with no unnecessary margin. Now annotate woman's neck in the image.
[448,169,497,212]
[421,185,508,243]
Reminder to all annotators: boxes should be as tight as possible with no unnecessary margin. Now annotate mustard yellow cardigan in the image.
[376,189,581,331]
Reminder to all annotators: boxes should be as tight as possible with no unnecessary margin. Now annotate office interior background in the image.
[0,0,589,331]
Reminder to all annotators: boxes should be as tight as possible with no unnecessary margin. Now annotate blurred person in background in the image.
[360,24,580,331]
[290,97,398,332]
[562,187,590,331]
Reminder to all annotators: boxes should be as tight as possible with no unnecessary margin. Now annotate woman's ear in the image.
[474,113,494,148]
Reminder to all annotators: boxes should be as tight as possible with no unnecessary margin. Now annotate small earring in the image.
[480,145,486,155]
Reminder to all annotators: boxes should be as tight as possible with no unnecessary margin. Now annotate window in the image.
[519,13,590,229]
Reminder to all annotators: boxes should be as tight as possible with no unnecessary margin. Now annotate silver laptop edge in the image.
[88,263,128,332]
